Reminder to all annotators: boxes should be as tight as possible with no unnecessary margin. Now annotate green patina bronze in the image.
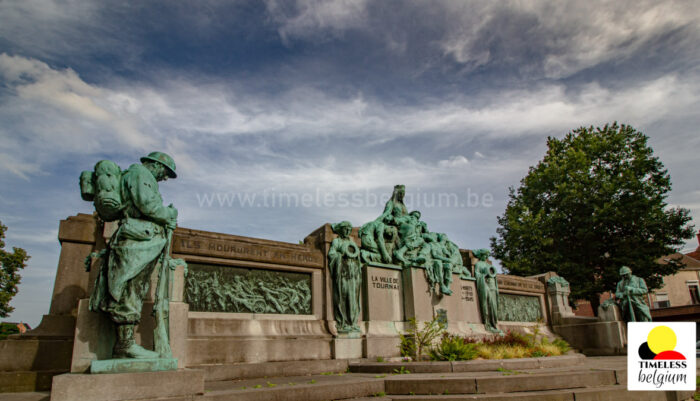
[497,294,543,322]
[185,263,311,314]
[615,266,652,322]
[547,276,569,288]
[82,152,185,368]
[474,249,502,334]
[328,221,362,333]
[359,185,464,296]
[90,357,178,374]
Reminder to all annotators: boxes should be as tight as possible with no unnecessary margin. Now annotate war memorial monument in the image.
[0,152,690,400]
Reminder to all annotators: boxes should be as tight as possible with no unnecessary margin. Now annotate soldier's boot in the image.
[113,324,160,359]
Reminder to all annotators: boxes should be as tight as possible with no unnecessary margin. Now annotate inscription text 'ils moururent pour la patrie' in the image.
[174,233,323,267]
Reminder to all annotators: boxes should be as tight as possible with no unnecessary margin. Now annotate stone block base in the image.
[0,370,61,393]
[332,336,362,359]
[186,314,332,365]
[50,369,204,401]
[90,358,177,374]
[364,336,402,359]
[0,338,73,372]
[553,321,626,356]
[362,320,403,359]
[71,299,189,372]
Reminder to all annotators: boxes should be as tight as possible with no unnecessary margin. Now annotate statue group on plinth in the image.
[327,185,502,336]
[357,185,468,296]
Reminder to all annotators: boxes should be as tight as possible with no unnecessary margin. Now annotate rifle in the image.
[153,228,174,358]
[625,289,636,322]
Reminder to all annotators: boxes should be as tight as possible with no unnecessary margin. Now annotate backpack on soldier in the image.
[79,160,124,221]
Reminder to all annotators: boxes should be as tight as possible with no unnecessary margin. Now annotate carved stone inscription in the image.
[371,274,400,290]
[497,275,545,293]
[497,293,543,322]
[363,266,403,322]
[174,233,323,268]
[461,285,475,302]
[185,263,312,314]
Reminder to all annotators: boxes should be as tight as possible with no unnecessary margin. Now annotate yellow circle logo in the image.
[647,325,677,354]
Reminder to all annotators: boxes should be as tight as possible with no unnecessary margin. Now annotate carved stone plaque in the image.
[185,263,312,315]
[497,293,543,322]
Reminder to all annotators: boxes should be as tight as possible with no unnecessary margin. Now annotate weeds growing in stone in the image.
[397,316,571,361]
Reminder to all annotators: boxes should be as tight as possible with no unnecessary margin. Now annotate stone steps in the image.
[348,385,692,401]
[348,354,586,374]
[195,358,695,401]
[4,356,695,401]
[0,370,64,393]
[0,391,49,401]
[384,370,619,395]
[201,373,385,401]
[193,359,349,382]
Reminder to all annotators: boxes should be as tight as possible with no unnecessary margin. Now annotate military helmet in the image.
[141,151,177,178]
[619,266,632,275]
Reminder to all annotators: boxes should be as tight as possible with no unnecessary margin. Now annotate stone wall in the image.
[6,214,587,377]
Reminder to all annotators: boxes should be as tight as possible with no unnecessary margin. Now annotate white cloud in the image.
[438,1,700,78]
[0,54,150,150]
[438,156,470,168]
[265,0,369,43]
[3,53,699,185]
[113,72,700,143]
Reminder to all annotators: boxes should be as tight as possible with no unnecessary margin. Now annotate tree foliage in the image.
[490,123,694,312]
[0,221,29,318]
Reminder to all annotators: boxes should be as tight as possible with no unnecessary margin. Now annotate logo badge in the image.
[628,322,696,391]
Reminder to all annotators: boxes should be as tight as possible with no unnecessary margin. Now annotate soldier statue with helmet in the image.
[614,265,652,322]
[81,151,186,362]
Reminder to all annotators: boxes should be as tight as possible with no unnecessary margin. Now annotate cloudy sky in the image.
[1,0,699,326]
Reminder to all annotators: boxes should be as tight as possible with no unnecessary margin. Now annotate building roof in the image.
[686,231,700,261]
[657,252,700,270]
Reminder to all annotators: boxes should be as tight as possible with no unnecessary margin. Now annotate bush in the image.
[398,317,445,360]
[552,338,570,354]
[480,331,530,347]
[529,343,562,357]
[0,323,19,340]
[429,333,478,361]
[477,344,529,359]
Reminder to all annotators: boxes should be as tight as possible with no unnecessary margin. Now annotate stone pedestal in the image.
[598,303,623,322]
[403,268,466,323]
[71,299,189,372]
[457,279,481,323]
[363,263,403,321]
[361,263,404,358]
[0,214,100,392]
[332,333,363,359]
[50,369,204,401]
[546,280,575,325]
[90,357,178,374]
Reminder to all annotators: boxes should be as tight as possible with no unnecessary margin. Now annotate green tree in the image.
[0,221,29,317]
[490,123,694,313]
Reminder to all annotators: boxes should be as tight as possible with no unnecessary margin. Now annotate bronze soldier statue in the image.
[615,266,652,322]
[84,152,182,359]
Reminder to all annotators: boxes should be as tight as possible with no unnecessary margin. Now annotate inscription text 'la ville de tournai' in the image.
[371,275,399,290]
